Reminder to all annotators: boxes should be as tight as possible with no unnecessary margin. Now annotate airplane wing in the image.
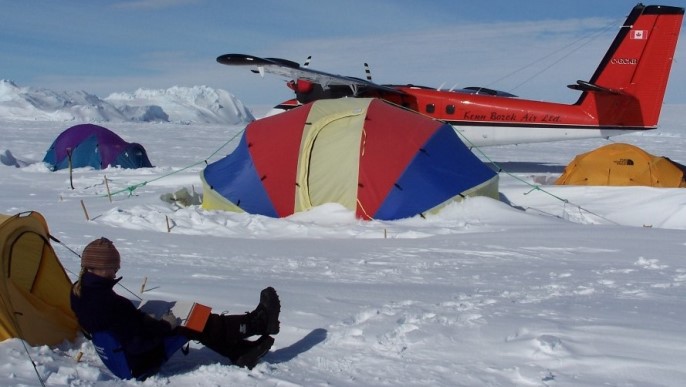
[216,53,405,96]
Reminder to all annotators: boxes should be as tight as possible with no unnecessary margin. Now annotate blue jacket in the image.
[70,272,175,376]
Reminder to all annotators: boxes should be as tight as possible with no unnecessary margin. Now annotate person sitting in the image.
[70,237,281,378]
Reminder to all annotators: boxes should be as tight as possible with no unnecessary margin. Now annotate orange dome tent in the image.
[555,143,686,187]
[0,211,79,346]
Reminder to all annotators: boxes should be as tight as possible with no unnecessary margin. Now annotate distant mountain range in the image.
[0,80,254,124]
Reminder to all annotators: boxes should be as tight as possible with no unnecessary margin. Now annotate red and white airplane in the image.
[217,4,683,147]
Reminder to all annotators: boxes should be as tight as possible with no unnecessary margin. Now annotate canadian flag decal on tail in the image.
[631,30,647,39]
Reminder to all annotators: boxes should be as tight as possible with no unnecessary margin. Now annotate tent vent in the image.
[614,158,634,166]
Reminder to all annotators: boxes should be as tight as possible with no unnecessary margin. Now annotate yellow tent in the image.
[555,143,686,188]
[0,211,79,346]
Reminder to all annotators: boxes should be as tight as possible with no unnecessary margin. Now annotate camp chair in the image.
[90,331,188,380]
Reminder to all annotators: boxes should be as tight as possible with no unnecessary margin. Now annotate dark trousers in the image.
[179,313,258,362]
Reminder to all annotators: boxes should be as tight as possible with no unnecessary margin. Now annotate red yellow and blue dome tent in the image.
[201,98,498,220]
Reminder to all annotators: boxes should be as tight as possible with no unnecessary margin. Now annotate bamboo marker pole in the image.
[140,277,148,293]
[104,175,112,202]
[80,200,90,221]
[75,352,83,362]
[67,148,74,190]
[166,216,171,232]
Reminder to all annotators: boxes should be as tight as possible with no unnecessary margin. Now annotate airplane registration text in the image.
[611,58,638,64]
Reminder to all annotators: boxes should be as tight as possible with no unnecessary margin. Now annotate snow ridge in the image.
[0,79,254,124]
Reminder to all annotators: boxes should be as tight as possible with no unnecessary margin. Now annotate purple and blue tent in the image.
[43,124,152,171]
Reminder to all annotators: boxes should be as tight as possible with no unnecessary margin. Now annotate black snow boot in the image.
[233,335,275,369]
[247,287,281,336]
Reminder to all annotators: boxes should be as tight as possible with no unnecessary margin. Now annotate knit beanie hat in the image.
[81,237,120,270]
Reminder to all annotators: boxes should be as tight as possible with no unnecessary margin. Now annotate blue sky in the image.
[2,0,685,105]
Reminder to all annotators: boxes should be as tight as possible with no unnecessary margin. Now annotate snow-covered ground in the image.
[1,102,686,386]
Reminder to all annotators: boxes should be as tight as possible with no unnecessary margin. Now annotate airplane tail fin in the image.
[573,4,684,127]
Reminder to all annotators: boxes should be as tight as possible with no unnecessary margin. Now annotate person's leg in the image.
[179,287,281,365]
[181,313,248,350]
[229,335,275,369]
[181,319,274,369]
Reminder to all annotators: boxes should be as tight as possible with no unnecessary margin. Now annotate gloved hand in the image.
[161,310,180,329]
